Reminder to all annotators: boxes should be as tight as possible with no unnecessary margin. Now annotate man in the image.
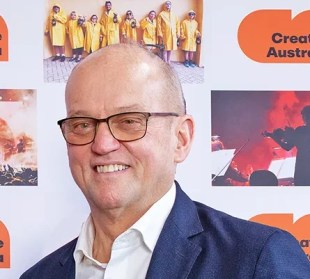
[180,10,201,67]
[66,11,85,62]
[264,105,310,186]
[121,10,139,43]
[83,15,103,54]
[20,43,310,278]
[140,10,157,47]
[157,1,180,64]
[45,4,67,62]
[100,1,121,47]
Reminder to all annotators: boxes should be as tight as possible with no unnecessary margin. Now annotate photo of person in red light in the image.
[211,90,310,186]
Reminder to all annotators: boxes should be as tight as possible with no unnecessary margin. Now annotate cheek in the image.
[67,147,90,179]
[138,135,176,168]
[68,146,80,164]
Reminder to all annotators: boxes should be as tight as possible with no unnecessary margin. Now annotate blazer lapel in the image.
[57,238,76,279]
[146,182,204,279]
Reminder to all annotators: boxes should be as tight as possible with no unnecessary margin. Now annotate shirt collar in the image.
[74,183,176,260]
[74,215,96,265]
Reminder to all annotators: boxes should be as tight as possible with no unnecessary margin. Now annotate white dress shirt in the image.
[73,183,176,279]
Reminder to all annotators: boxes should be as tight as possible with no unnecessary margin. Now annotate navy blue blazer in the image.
[20,182,310,278]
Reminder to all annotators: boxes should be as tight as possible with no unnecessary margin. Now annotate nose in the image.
[91,122,121,154]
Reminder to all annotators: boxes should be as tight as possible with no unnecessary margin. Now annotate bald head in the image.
[66,43,186,115]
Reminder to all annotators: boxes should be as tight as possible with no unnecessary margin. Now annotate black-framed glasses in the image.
[126,12,132,15]
[189,13,195,16]
[57,112,179,146]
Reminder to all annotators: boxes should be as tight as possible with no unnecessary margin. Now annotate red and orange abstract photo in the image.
[0,89,37,186]
[211,90,310,186]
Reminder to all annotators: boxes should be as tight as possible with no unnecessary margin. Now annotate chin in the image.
[91,187,131,209]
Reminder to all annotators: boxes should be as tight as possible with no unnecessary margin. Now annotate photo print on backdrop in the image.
[43,0,204,84]
[211,90,310,187]
[0,89,37,186]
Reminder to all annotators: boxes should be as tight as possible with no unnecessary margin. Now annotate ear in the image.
[174,115,194,163]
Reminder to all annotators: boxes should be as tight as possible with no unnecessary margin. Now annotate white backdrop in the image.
[0,0,309,278]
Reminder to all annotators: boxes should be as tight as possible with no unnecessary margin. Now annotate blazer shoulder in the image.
[191,202,310,276]
[20,238,77,279]
[167,184,310,277]
[193,201,288,249]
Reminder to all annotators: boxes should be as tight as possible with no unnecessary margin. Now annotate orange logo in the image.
[0,16,8,61]
[250,214,310,260]
[0,221,10,268]
[238,10,310,63]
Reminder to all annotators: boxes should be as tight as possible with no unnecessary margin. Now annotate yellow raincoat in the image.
[180,19,200,51]
[83,21,103,53]
[45,4,67,46]
[140,17,157,45]
[157,10,179,51]
[66,18,84,49]
[100,10,121,46]
[121,19,139,41]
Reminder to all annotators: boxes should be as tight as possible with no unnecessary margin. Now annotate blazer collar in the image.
[146,181,204,278]
[55,183,203,278]
[58,238,77,278]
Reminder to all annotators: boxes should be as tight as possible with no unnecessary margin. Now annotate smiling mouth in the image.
[96,164,129,173]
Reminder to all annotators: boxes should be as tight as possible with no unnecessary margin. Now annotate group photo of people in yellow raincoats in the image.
[44,1,203,64]
[43,0,204,84]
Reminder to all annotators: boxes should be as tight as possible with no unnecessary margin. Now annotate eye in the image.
[68,119,96,134]
[123,118,139,124]
[114,114,146,131]
[121,117,143,126]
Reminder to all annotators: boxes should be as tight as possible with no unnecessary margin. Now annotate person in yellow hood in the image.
[180,10,201,67]
[66,11,85,62]
[84,15,104,54]
[157,1,180,64]
[45,4,67,62]
[121,10,139,43]
[100,1,121,47]
[140,10,157,48]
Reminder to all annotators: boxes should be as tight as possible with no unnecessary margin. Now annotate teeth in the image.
[96,164,129,173]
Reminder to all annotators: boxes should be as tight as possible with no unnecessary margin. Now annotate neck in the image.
[90,204,152,262]
[89,180,174,262]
